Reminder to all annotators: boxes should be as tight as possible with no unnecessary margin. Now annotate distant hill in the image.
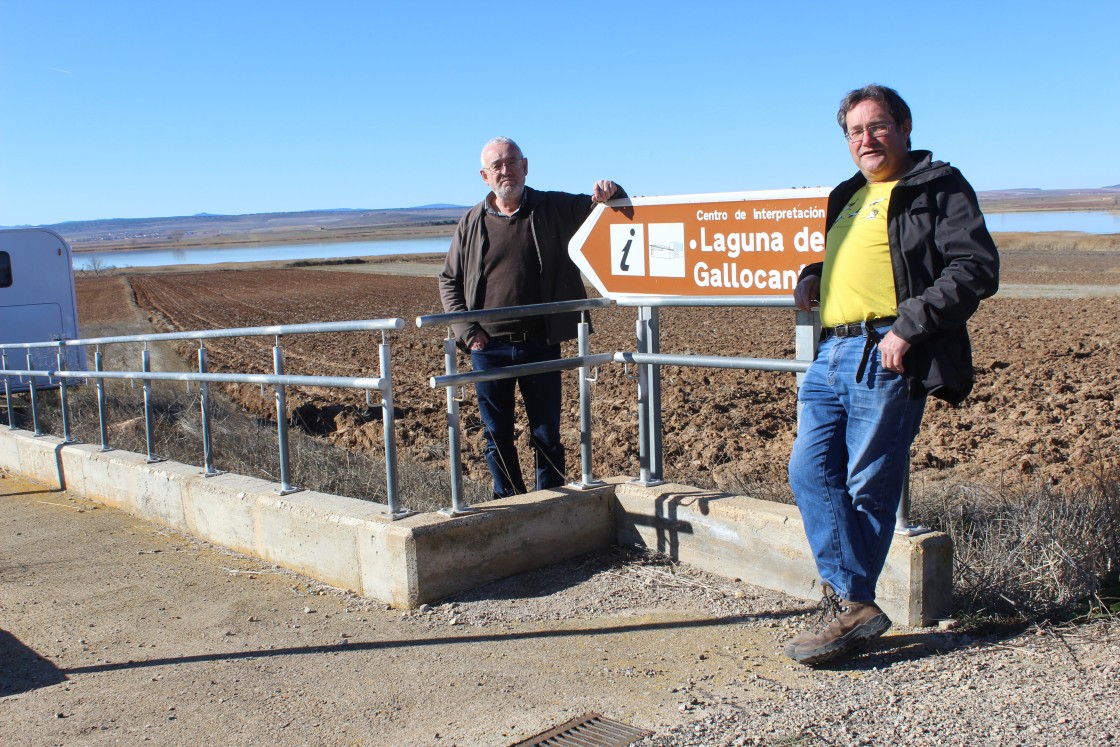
[978,187,1119,212]
[40,205,471,251]
[8,187,1118,250]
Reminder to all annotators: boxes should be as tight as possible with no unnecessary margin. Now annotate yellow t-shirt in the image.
[818,181,899,328]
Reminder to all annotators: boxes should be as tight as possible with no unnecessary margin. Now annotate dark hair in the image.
[837,84,912,149]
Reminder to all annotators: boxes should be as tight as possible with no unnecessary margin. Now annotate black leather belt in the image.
[817,317,899,383]
[489,331,533,343]
[821,317,897,340]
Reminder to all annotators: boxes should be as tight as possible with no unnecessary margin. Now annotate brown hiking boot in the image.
[783,595,891,666]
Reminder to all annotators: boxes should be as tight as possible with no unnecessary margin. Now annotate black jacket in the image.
[800,151,1000,404]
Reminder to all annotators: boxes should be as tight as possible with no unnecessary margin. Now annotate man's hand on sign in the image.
[591,180,620,203]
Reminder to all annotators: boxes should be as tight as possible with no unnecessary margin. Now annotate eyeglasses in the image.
[845,122,894,142]
[484,157,525,174]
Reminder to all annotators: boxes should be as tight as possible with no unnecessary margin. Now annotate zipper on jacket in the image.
[529,212,544,275]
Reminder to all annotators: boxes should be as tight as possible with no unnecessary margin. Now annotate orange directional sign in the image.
[569,188,830,299]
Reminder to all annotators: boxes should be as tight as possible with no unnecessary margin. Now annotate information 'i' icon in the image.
[610,223,645,276]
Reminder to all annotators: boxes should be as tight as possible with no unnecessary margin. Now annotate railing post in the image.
[27,350,42,437]
[273,338,299,494]
[641,306,663,483]
[379,332,409,518]
[572,312,604,489]
[57,347,75,444]
[95,348,110,451]
[3,351,14,430]
[441,333,473,515]
[894,455,928,536]
[198,344,219,477]
[794,309,820,427]
[633,317,652,485]
[141,346,162,462]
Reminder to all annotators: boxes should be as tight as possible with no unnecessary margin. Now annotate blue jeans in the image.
[788,323,926,603]
[471,338,565,498]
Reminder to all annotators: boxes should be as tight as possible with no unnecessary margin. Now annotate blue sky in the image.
[2,1,1117,226]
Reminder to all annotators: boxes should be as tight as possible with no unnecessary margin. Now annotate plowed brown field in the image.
[76,250,1119,494]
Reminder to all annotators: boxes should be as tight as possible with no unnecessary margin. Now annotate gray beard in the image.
[493,183,525,203]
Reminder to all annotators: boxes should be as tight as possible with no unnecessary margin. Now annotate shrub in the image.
[914,476,1120,619]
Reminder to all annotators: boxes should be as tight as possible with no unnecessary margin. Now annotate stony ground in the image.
[2,471,1117,747]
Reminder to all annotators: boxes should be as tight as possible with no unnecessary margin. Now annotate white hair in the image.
[480,136,523,166]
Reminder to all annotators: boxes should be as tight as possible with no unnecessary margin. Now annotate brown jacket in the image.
[438,186,623,346]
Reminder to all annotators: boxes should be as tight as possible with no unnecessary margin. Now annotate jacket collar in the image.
[484,187,530,218]
[839,150,951,193]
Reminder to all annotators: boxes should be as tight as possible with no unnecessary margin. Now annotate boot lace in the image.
[811,587,843,630]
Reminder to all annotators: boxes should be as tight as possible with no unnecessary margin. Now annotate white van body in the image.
[0,228,84,391]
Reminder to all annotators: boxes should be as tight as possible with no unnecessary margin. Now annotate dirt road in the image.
[0,469,817,746]
[4,471,1118,747]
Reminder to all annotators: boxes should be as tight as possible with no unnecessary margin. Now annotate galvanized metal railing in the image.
[609,295,816,486]
[416,298,613,515]
[0,318,412,518]
[611,294,921,535]
[2,302,920,531]
[416,293,918,533]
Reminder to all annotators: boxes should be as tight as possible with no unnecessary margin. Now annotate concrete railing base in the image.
[0,429,950,625]
[613,481,952,627]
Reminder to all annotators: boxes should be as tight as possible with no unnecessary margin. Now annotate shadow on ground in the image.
[0,628,68,695]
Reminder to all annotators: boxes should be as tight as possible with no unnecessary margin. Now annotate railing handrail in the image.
[614,351,811,374]
[416,298,610,329]
[2,316,410,518]
[2,367,387,390]
[430,352,615,389]
[0,317,406,351]
[612,295,799,308]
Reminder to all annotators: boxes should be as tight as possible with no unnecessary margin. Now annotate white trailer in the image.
[0,228,84,392]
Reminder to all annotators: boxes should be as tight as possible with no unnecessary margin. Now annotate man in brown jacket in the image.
[438,136,622,498]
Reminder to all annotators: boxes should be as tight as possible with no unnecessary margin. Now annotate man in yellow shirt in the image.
[786,85,999,665]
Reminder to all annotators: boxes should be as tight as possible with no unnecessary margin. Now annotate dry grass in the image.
[679,451,1120,622]
[11,381,489,514]
[913,476,1120,620]
[992,231,1120,253]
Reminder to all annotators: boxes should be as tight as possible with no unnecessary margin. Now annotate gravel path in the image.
[2,471,1117,747]
[631,624,1120,747]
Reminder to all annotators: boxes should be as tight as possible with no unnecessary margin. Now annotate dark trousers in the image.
[470,338,565,497]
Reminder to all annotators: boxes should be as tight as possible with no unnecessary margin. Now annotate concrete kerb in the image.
[0,428,951,625]
[614,481,953,626]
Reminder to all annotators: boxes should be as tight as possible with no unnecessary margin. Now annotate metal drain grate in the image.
[509,712,652,747]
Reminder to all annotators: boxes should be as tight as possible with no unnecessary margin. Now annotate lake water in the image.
[72,236,450,272]
[983,211,1120,234]
[72,211,1119,271]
